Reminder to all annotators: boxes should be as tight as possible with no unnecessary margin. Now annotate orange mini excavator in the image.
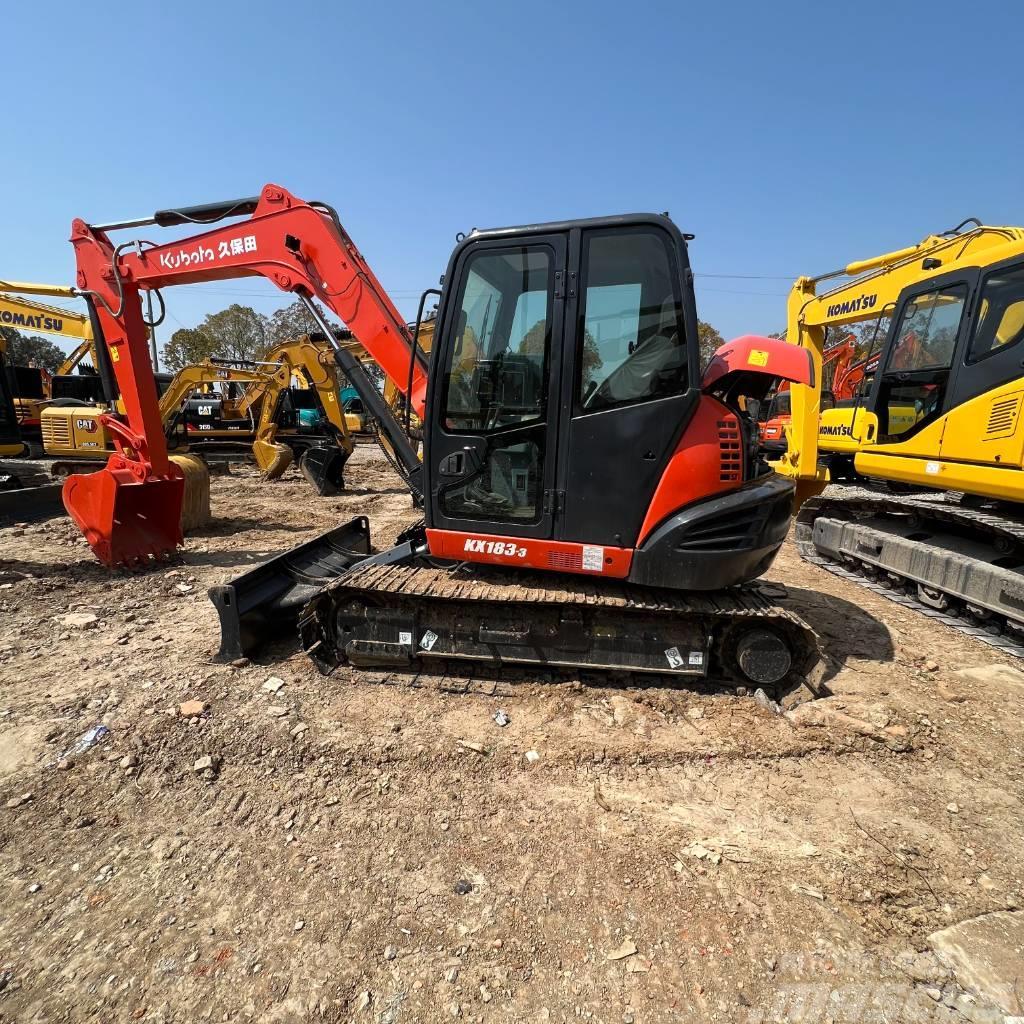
[65,185,822,693]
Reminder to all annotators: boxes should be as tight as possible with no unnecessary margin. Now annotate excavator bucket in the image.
[63,464,185,568]
[170,454,212,531]
[298,444,350,496]
[62,456,210,567]
[252,439,293,480]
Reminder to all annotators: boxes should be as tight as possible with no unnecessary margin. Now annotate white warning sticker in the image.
[925,461,941,475]
[582,545,604,572]
[398,631,413,646]
[688,651,704,666]
[665,646,685,669]
[420,629,439,651]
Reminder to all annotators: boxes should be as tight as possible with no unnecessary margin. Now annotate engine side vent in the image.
[985,394,1022,439]
[41,415,71,448]
[717,417,742,482]
[548,550,582,572]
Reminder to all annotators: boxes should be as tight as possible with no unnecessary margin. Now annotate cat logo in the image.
[75,418,98,433]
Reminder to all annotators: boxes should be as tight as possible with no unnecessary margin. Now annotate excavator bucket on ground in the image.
[63,463,186,568]
[172,454,212,532]
[62,453,210,567]
[298,444,349,495]
[252,439,293,481]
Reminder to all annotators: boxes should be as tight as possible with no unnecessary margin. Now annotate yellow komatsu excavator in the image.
[777,218,1024,655]
[0,283,100,450]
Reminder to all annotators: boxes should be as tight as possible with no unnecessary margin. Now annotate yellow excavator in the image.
[43,334,360,493]
[0,332,27,465]
[0,283,101,451]
[777,218,1024,655]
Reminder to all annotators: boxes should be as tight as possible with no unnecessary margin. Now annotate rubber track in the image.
[795,489,1024,659]
[316,561,826,686]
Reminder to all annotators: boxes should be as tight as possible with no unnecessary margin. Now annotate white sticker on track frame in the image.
[665,646,685,669]
[398,631,413,646]
[582,545,604,572]
[688,651,704,666]
[420,629,439,651]
[925,461,941,475]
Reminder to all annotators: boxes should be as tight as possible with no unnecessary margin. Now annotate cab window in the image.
[888,286,966,373]
[577,229,688,411]
[967,263,1024,363]
[442,247,551,433]
[878,284,967,441]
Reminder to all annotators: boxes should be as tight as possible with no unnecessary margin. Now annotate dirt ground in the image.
[1,448,1022,1023]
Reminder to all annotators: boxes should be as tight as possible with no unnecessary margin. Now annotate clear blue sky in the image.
[3,0,1020,357]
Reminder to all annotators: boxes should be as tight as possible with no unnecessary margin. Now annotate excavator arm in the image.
[67,185,427,564]
[0,282,90,346]
[248,336,357,491]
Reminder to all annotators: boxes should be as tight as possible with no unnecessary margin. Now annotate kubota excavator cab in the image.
[419,214,804,590]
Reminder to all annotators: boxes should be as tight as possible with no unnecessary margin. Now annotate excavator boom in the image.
[66,185,427,565]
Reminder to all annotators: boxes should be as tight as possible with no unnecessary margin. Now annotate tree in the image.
[1,328,65,372]
[162,327,220,372]
[697,320,725,369]
[160,304,269,371]
[268,299,340,347]
[518,319,602,387]
[200,304,268,362]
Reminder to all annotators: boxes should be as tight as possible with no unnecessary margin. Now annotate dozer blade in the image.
[63,464,185,568]
[253,439,293,481]
[208,515,371,661]
[298,444,350,495]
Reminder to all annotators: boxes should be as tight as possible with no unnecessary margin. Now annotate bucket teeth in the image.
[62,466,186,568]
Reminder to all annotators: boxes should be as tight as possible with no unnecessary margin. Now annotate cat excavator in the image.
[0,284,101,449]
[64,184,825,694]
[43,336,357,493]
[166,334,357,492]
[776,219,1024,655]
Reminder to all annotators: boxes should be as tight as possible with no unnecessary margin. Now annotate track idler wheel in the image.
[734,628,793,686]
[299,445,349,496]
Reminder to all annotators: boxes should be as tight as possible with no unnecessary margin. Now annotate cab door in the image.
[939,258,1024,467]
[868,271,975,459]
[426,235,567,539]
[555,222,700,548]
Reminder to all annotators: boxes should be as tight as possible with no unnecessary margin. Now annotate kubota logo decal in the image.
[463,538,527,557]
[157,234,258,271]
